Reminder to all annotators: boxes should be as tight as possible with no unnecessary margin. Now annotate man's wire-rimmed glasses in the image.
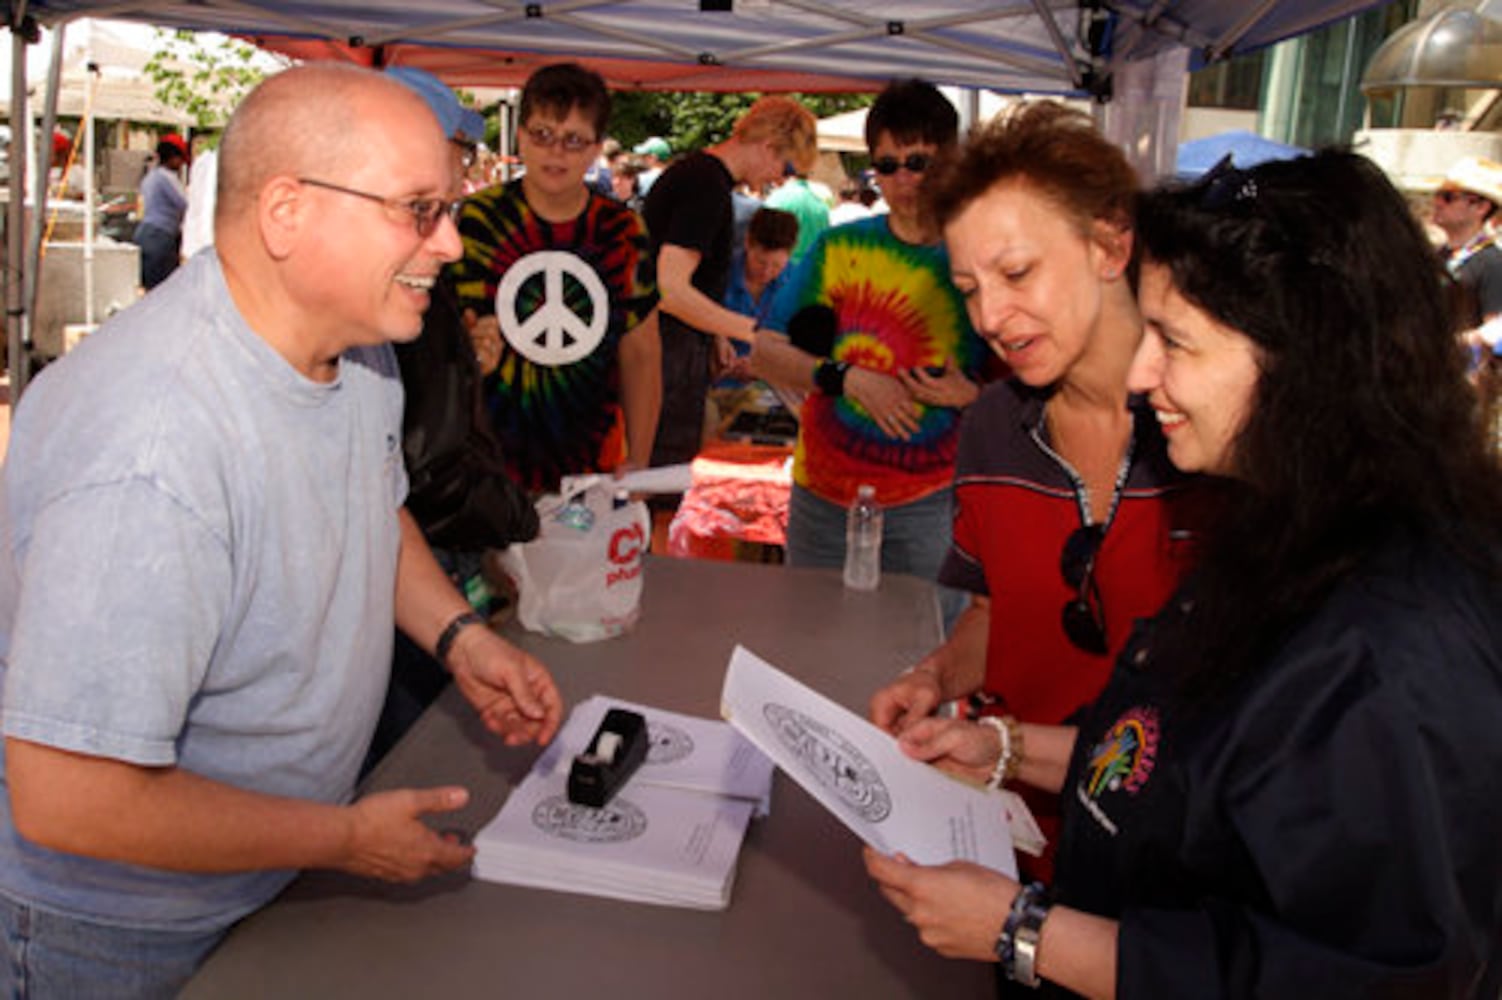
[298,178,461,237]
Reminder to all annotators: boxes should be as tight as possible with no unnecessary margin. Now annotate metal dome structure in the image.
[1361,0,1502,93]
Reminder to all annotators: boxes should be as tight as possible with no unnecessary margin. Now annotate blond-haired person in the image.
[644,96,818,468]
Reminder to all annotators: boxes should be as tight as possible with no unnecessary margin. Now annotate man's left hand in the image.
[447,625,564,746]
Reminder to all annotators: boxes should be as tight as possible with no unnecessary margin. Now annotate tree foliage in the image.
[144,30,288,130]
[610,90,871,153]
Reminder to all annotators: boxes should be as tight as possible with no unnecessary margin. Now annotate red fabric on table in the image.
[667,442,792,560]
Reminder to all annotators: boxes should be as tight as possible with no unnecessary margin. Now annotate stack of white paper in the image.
[473,695,775,910]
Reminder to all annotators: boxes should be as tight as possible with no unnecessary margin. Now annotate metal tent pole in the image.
[7,15,32,395]
[25,23,66,362]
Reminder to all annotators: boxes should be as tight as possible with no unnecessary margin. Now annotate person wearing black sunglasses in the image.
[1433,157,1502,337]
[1431,157,1502,421]
[751,79,986,628]
[869,103,1205,880]
[867,151,1502,999]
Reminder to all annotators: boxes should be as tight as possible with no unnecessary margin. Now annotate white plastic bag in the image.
[496,476,650,643]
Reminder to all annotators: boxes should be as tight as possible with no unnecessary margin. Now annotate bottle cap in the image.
[554,493,596,532]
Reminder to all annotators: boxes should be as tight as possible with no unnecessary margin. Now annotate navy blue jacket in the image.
[1051,532,1502,998]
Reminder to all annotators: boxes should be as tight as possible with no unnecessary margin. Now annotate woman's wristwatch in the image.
[814,359,851,396]
[995,881,1052,988]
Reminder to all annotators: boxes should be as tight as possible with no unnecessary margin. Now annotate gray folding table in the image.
[183,557,993,999]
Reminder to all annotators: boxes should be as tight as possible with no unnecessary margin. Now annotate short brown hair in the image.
[923,101,1137,236]
[519,62,611,139]
[747,207,798,251]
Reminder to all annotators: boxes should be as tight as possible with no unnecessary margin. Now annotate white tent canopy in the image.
[816,107,868,153]
[0,20,249,124]
[816,90,1022,152]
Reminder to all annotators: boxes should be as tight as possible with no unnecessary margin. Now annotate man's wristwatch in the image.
[814,359,851,396]
[995,881,1052,988]
[434,610,487,668]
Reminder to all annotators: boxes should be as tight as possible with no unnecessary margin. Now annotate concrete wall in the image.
[1355,126,1502,190]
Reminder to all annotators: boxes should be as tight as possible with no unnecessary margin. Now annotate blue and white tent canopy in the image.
[0,0,1393,398]
[13,1,1392,94]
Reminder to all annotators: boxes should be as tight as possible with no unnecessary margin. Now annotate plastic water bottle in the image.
[843,484,883,591]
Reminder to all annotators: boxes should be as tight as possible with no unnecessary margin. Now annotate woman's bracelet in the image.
[977,714,1023,790]
[995,880,1052,988]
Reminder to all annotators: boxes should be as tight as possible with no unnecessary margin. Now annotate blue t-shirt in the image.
[0,251,407,931]
[723,263,789,346]
[139,165,187,234]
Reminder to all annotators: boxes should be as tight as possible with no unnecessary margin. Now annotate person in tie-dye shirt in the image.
[451,63,661,495]
[754,79,985,625]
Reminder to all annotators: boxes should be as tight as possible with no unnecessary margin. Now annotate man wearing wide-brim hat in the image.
[1433,156,1502,338]
[1434,156,1502,444]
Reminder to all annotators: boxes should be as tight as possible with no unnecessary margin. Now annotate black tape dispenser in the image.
[567,708,650,808]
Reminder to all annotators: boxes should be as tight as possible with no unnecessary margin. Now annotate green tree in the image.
[610,91,872,154]
[144,30,288,130]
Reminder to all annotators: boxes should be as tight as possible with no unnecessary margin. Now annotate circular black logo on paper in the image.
[646,722,694,765]
[763,703,892,823]
[532,795,648,843]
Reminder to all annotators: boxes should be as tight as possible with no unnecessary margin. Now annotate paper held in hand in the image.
[720,645,1021,876]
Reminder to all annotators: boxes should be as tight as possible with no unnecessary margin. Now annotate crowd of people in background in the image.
[3,58,1499,999]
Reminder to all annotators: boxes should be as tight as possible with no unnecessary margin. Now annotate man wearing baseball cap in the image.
[376,65,539,764]
[132,135,190,289]
[47,129,85,201]
[387,66,486,157]
[633,135,670,195]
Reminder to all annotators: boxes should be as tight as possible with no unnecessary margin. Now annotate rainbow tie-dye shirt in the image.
[451,181,657,494]
[763,215,983,507]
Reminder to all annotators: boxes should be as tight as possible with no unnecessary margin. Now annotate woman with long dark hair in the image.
[865,151,1502,998]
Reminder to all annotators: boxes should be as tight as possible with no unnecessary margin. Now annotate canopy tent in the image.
[0,20,194,124]
[815,107,868,153]
[4,0,1392,397]
[17,2,1391,95]
[20,71,190,124]
[815,90,1023,152]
